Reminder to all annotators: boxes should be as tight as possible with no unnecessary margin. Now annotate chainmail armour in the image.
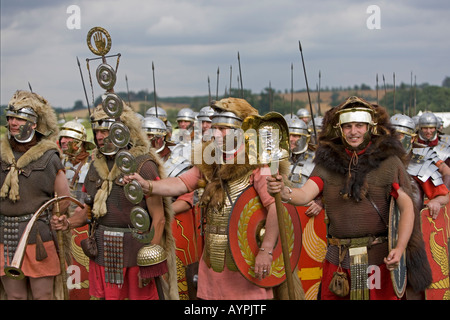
[1,149,63,245]
[84,154,159,268]
[312,155,409,268]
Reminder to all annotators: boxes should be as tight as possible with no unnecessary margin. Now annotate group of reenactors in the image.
[1,88,449,300]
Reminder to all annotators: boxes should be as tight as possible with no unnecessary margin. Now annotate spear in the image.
[318,70,322,116]
[229,65,233,97]
[376,74,379,105]
[298,40,317,139]
[216,67,220,101]
[238,52,244,98]
[393,72,396,114]
[28,82,33,93]
[152,62,159,118]
[208,76,211,104]
[125,74,132,108]
[76,56,91,116]
[290,63,294,117]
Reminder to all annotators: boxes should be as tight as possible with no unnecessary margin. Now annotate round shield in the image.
[96,63,117,90]
[388,197,407,298]
[124,180,143,204]
[102,93,123,118]
[131,206,150,231]
[115,150,137,174]
[228,186,302,288]
[109,122,130,148]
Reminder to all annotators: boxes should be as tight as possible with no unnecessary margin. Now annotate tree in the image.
[442,76,450,88]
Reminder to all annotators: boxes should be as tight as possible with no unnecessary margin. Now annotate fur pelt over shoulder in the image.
[315,97,432,293]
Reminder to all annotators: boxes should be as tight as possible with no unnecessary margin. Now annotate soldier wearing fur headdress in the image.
[268,96,432,300]
[124,97,305,300]
[51,103,178,300]
[1,90,71,300]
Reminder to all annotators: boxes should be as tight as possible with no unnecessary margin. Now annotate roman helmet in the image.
[197,106,214,123]
[333,96,377,150]
[176,108,196,125]
[296,108,311,122]
[5,90,59,143]
[59,119,95,156]
[145,106,167,122]
[288,117,310,154]
[418,112,439,142]
[210,97,258,155]
[390,114,416,153]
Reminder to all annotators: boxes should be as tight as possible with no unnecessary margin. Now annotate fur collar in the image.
[0,134,59,201]
[314,132,406,202]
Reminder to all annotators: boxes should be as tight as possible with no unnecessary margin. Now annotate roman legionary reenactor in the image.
[58,119,95,299]
[1,90,71,300]
[267,96,432,300]
[124,97,305,300]
[391,114,449,300]
[51,103,178,300]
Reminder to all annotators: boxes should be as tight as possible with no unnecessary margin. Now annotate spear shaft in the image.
[152,62,158,118]
[298,41,317,139]
[76,56,91,116]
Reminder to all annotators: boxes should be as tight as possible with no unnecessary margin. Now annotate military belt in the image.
[205,224,228,235]
[328,235,387,248]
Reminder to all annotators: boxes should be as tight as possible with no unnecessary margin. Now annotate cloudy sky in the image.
[1,0,449,109]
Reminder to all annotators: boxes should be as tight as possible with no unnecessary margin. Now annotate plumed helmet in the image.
[6,90,59,142]
[176,108,196,122]
[142,116,167,137]
[145,106,167,122]
[418,112,439,128]
[296,108,311,119]
[197,106,214,122]
[59,119,95,151]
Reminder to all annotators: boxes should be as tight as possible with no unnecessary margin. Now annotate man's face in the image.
[178,120,192,130]
[147,134,164,149]
[289,134,301,151]
[420,126,436,141]
[201,121,212,133]
[60,136,75,151]
[7,116,36,136]
[95,129,109,148]
[341,122,369,148]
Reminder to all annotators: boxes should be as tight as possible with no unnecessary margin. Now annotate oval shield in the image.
[228,186,302,288]
[388,197,407,298]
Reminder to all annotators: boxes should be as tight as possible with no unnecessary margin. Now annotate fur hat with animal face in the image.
[6,90,59,142]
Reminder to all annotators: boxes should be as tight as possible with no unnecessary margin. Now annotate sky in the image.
[1,0,449,109]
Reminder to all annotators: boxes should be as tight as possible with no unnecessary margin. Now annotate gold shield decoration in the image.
[87,27,112,56]
[228,186,302,288]
[420,203,450,300]
[388,197,407,298]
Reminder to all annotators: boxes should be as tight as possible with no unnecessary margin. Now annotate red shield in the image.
[420,203,450,300]
[228,186,302,288]
[296,205,327,300]
[68,225,90,300]
[171,207,201,300]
